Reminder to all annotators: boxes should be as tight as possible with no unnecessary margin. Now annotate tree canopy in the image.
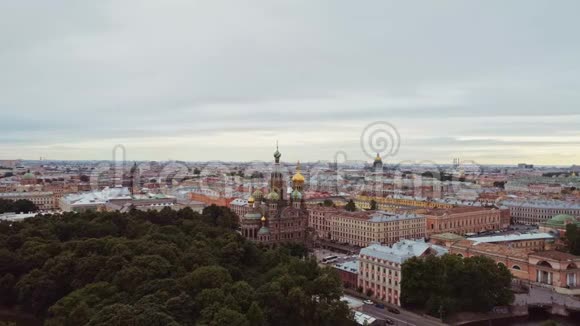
[344,200,356,212]
[369,200,377,211]
[0,199,38,214]
[400,254,513,320]
[565,224,580,255]
[0,206,353,326]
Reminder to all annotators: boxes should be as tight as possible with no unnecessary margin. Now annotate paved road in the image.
[514,285,580,309]
[361,304,447,326]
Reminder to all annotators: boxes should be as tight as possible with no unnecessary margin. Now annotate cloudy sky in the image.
[1,1,579,165]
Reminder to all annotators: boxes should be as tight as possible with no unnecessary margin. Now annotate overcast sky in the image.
[1,1,579,165]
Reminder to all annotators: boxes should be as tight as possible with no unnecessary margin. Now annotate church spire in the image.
[273,141,281,163]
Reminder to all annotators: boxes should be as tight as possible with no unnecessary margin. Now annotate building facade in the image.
[503,200,580,225]
[355,195,454,211]
[332,211,426,247]
[358,240,448,306]
[240,147,309,246]
[0,191,56,210]
[424,207,502,237]
[448,239,580,295]
[309,207,426,247]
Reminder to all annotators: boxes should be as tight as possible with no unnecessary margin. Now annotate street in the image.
[361,304,447,326]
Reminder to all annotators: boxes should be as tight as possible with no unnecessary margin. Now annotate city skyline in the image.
[2,1,580,164]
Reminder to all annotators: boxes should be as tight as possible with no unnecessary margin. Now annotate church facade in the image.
[240,146,309,246]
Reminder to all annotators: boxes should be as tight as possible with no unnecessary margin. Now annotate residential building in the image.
[358,240,448,306]
[503,200,580,225]
[355,195,454,211]
[332,211,426,247]
[424,206,502,237]
[334,260,359,289]
[0,191,56,210]
[60,187,176,212]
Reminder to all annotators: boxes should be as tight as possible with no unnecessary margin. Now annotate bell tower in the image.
[269,142,285,200]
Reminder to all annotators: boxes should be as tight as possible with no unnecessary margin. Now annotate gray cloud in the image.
[1,0,579,164]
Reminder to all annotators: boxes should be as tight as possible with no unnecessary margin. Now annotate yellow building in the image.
[355,195,454,211]
[309,207,426,247]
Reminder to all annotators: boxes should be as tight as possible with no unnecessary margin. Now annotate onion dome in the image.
[248,196,255,204]
[22,171,36,180]
[252,189,263,200]
[266,191,280,201]
[290,189,302,200]
[292,161,305,184]
[261,215,266,222]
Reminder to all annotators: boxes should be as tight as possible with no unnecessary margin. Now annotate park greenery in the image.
[401,254,514,320]
[0,205,353,326]
[565,224,580,255]
[0,199,38,214]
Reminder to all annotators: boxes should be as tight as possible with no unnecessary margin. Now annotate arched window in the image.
[512,265,521,270]
[456,253,463,258]
[498,262,506,268]
[537,261,553,269]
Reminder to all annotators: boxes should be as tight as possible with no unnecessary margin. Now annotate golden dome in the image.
[261,216,266,222]
[374,153,382,162]
[248,196,255,203]
[292,161,305,183]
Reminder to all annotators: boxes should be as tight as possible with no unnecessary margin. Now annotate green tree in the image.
[344,200,356,212]
[401,254,513,317]
[566,224,580,255]
[369,200,377,211]
[180,265,233,297]
[323,199,334,207]
[246,302,266,326]
[1,207,353,325]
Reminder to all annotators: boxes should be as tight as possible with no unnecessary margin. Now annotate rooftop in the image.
[430,232,465,241]
[333,260,359,273]
[61,187,132,206]
[451,240,532,260]
[360,239,448,264]
[367,211,424,222]
[0,191,54,197]
[530,250,580,262]
[425,206,496,216]
[469,233,554,244]
[502,199,580,210]
[0,212,39,221]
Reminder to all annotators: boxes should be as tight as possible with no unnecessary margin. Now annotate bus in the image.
[322,255,338,264]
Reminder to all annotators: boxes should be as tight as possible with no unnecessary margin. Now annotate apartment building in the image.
[358,240,448,306]
[424,206,502,237]
[0,191,56,210]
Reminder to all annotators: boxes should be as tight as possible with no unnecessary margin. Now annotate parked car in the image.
[374,303,385,309]
[385,318,395,325]
[363,299,374,305]
[388,307,400,314]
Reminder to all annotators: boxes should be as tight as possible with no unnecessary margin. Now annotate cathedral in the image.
[240,145,309,245]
